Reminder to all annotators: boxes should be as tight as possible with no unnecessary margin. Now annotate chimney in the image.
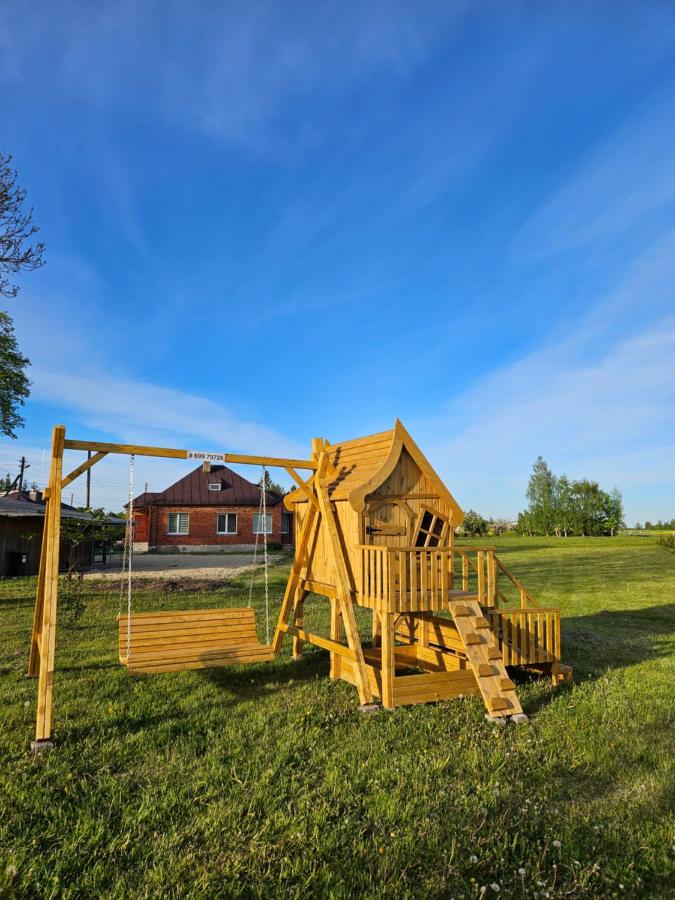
[29,489,43,503]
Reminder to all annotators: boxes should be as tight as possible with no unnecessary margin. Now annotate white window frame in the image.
[167,512,189,535]
[253,513,273,535]
[208,483,222,492]
[217,512,237,535]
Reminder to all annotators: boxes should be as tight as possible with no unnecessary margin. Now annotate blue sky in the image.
[1,1,674,522]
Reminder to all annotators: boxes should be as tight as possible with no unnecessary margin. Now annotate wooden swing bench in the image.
[117,607,274,675]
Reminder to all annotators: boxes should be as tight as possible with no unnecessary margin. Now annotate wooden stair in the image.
[447,598,526,721]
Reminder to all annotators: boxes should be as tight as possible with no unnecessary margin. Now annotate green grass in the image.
[1,536,674,898]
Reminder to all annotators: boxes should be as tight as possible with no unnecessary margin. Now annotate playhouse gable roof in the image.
[285,420,464,524]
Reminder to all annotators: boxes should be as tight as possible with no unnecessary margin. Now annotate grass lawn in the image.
[1,536,673,898]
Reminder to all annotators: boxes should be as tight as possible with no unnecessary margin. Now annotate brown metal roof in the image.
[132,465,282,508]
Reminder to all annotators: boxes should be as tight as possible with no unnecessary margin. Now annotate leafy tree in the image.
[515,510,534,536]
[552,474,574,537]
[0,311,30,437]
[0,153,44,438]
[258,470,287,496]
[462,509,488,536]
[0,153,45,298]
[59,509,123,624]
[603,487,625,536]
[526,456,556,536]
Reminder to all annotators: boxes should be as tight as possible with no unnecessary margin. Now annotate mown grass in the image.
[1,537,673,898]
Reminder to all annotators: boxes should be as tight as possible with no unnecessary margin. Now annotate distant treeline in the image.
[515,457,624,537]
[634,519,675,531]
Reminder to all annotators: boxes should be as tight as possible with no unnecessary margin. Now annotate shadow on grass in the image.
[563,603,675,669]
[201,648,329,694]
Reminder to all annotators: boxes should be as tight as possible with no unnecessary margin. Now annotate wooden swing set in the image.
[28,420,571,751]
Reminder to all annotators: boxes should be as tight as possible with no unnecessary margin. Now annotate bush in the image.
[659,534,675,551]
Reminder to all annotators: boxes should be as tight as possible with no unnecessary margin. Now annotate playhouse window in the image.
[217,513,237,534]
[413,507,448,547]
[253,513,273,534]
[167,513,189,535]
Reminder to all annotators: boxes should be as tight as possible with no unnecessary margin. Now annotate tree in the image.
[552,474,574,537]
[569,479,605,536]
[59,509,123,624]
[603,487,624,536]
[0,153,45,298]
[258,469,287,497]
[0,311,30,437]
[526,456,556,536]
[0,153,43,438]
[462,509,488,536]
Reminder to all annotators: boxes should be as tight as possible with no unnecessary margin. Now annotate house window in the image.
[217,513,237,534]
[413,507,448,548]
[281,512,292,534]
[167,512,189,535]
[253,513,273,535]
[208,483,222,491]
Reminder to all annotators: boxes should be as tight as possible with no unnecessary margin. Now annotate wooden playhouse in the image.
[277,420,571,718]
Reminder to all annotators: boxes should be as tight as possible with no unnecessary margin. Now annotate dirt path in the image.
[84,551,288,581]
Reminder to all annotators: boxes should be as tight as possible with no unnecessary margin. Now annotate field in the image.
[1,536,674,898]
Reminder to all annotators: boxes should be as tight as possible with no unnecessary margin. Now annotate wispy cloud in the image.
[29,366,308,459]
[512,90,675,261]
[1,1,464,152]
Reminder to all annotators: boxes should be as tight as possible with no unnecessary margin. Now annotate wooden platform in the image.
[118,607,274,674]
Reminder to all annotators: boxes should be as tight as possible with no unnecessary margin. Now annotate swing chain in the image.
[248,465,271,645]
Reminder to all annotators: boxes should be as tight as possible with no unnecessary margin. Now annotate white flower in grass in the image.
[6,865,17,879]
[552,840,561,848]
[470,854,478,864]
[490,883,500,893]
[518,868,526,876]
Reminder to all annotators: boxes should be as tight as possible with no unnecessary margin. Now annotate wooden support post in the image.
[28,505,50,676]
[381,612,395,710]
[292,588,307,660]
[330,597,342,680]
[271,504,318,654]
[371,609,381,647]
[314,451,374,708]
[477,551,485,605]
[419,612,430,648]
[33,425,65,749]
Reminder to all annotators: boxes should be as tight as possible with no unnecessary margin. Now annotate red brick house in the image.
[131,465,293,552]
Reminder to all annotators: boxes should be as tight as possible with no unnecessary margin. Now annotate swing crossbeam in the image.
[118,607,274,674]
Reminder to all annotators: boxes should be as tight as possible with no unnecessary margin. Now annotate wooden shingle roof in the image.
[284,420,464,523]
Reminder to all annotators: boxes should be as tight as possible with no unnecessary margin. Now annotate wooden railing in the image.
[357,544,540,613]
[487,608,560,665]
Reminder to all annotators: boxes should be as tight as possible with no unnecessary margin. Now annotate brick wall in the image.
[140,504,293,549]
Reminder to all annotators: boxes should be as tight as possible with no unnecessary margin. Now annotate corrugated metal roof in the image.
[0,495,124,524]
[132,465,282,508]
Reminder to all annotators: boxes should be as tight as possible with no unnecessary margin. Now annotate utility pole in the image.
[17,456,30,494]
[86,450,91,508]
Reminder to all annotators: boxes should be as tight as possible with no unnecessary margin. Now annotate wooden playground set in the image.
[29,420,572,750]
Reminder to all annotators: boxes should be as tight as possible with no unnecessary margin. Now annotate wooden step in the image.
[447,598,524,721]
